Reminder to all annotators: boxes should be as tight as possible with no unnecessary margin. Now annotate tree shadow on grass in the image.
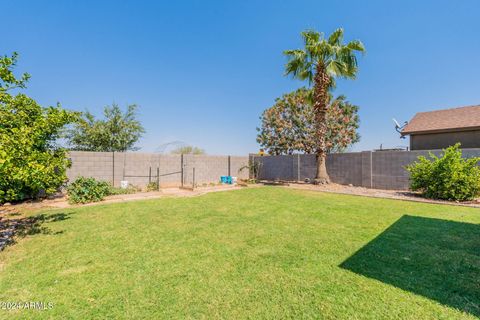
[0,212,73,250]
[340,215,480,317]
[15,212,72,236]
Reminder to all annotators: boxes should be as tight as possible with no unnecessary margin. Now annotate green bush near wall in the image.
[407,144,480,201]
[67,177,139,204]
[67,177,111,204]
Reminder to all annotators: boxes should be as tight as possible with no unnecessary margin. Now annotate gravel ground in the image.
[283,182,480,208]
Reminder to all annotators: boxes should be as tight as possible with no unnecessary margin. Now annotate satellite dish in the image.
[392,118,408,138]
[392,118,401,129]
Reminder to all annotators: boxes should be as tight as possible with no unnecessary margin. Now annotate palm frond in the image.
[328,28,344,45]
[283,49,305,56]
[314,41,333,62]
[329,77,337,89]
[346,40,366,54]
[325,60,346,78]
[284,49,313,81]
[301,30,322,46]
[297,62,314,83]
[336,47,359,79]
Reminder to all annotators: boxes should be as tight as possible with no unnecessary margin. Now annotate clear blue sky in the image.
[3,0,480,155]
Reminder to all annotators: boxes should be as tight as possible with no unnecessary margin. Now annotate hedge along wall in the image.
[67,151,249,188]
[254,148,480,190]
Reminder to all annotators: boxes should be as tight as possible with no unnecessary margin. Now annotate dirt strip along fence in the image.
[67,151,249,188]
[253,148,480,190]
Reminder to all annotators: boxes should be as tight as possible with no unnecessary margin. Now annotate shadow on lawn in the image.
[1,212,73,250]
[340,215,480,317]
[15,212,72,237]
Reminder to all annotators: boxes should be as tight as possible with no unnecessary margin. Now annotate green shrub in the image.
[146,182,158,192]
[67,177,111,204]
[406,144,480,201]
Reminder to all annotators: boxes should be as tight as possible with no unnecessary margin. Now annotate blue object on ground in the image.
[220,176,232,184]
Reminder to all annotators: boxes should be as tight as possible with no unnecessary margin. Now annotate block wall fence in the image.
[67,151,249,188]
[253,148,480,190]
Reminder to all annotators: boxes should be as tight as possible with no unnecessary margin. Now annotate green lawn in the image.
[0,187,479,319]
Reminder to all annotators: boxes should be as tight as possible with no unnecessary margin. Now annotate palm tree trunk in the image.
[313,65,330,184]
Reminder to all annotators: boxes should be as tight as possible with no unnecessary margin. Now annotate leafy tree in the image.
[171,145,205,155]
[257,88,359,155]
[67,104,145,152]
[0,53,77,202]
[284,28,365,183]
[0,52,30,91]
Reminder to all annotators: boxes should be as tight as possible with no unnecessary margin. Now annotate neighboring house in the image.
[401,105,480,150]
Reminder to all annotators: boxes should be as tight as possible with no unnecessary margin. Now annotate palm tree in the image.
[284,28,365,184]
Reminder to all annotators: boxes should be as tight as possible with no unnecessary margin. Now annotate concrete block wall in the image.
[328,152,363,186]
[255,148,480,190]
[370,151,415,189]
[121,153,160,187]
[67,151,249,188]
[361,152,372,188]
[298,154,316,180]
[231,156,250,178]
[68,152,114,184]
[184,155,226,185]
[257,155,296,181]
[255,153,364,185]
[158,155,182,187]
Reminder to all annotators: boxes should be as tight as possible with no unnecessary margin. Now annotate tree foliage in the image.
[171,145,205,155]
[407,144,480,201]
[284,29,365,88]
[67,104,145,152]
[0,53,77,203]
[0,52,30,92]
[257,88,359,155]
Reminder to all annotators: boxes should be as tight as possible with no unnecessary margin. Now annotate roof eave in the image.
[401,126,480,136]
